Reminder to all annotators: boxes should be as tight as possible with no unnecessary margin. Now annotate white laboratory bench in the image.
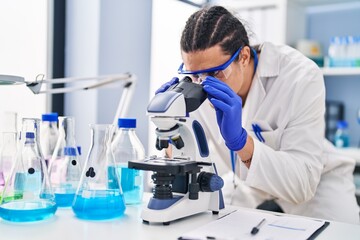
[0,198,359,240]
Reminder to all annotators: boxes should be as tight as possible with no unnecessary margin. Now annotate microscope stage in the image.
[128,157,201,174]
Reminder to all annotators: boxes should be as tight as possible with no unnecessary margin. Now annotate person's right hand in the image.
[155,77,179,94]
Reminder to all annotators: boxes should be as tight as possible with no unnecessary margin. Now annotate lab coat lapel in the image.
[242,73,266,129]
[243,42,280,128]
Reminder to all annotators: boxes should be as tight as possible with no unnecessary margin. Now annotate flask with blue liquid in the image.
[72,124,125,220]
[0,118,57,222]
[48,117,82,207]
[334,120,350,148]
[111,118,145,205]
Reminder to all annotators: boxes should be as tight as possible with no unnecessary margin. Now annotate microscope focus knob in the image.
[197,172,224,192]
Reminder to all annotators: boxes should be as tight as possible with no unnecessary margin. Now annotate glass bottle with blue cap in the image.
[334,120,350,148]
[111,118,145,205]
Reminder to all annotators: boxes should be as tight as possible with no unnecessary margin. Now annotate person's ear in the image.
[240,46,251,66]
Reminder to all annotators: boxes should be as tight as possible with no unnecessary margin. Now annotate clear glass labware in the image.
[72,124,125,220]
[0,112,18,202]
[40,113,59,167]
[48,116,82,207]
[0,132,17,200]
[111,118,145,205]
[0,118,57,222]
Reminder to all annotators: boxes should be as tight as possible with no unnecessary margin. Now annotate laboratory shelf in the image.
[321,67,360,76]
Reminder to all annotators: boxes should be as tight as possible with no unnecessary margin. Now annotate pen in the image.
[251,218,266,235]
[251,124,265,143]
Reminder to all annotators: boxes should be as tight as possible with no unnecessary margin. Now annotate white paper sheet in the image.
[179,208,327,240]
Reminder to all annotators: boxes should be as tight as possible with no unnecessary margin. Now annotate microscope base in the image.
[141,191,222,224]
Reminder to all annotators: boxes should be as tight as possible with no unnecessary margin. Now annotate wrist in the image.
[238,136,254,168]
[225,128,248,151]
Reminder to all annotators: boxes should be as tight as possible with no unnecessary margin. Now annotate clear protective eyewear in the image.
[178,47,243,83]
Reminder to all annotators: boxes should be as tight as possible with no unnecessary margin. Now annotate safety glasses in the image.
[178,47,242,83]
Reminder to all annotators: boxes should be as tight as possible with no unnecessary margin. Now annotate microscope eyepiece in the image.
[166,76,207,112]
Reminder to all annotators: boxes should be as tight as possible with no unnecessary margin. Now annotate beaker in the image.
[0,112,18,201]
[48,117,82,207]
[0,118,57,222]
[72,124,125,220]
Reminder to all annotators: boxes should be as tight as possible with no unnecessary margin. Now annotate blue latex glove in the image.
[155,77,179,94]
[202,76,247,151]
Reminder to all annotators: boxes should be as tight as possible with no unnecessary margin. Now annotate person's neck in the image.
[239,57,256,106]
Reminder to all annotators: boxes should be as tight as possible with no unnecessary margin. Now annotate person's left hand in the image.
[202,76,247,151]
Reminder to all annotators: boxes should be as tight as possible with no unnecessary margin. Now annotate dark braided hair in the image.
[180,5,253,60]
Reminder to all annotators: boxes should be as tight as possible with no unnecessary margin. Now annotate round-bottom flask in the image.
[0,118,57,222]
[72,124,125,220]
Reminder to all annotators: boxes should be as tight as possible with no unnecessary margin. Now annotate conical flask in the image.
[72,124,126,220]
[48,116,82,207]
[0,112,18,202]
[0,118,57,222]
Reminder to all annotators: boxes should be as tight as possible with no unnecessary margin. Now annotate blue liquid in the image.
[334,135,350,148]
[14,172,41,192]
[0,200,57,222]
[108,166,143,204]
[72,190,126,220]
[55,193,75,207]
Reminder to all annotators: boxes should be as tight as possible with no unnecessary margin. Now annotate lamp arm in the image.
[113,77,137,125]
[27,73,134,95]
[0,72,137,125]
[37,73,132,84]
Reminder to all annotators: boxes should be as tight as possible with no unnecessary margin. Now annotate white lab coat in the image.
[192,42,360,224]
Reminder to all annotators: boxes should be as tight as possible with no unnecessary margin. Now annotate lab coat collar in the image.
[257,42,280,78]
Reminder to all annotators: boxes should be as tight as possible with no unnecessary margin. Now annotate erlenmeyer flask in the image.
[0,112,18,202]
[0,133,17,199]
[0,118,57,222]
[48,116,82,207]
[72,124,126,220]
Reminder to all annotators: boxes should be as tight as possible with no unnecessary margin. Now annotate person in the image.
[156,5,359,224]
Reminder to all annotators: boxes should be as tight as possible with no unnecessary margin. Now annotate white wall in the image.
[65,0,152,157]
[0,0,49,131]
[148,0,198,156]
[65,0,101,156]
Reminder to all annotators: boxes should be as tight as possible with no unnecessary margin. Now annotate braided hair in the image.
[180,5,253,60]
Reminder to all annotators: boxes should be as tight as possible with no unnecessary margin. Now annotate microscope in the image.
[128,76,225,225]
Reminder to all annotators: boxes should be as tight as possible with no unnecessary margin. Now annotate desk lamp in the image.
[0,73,137,125]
